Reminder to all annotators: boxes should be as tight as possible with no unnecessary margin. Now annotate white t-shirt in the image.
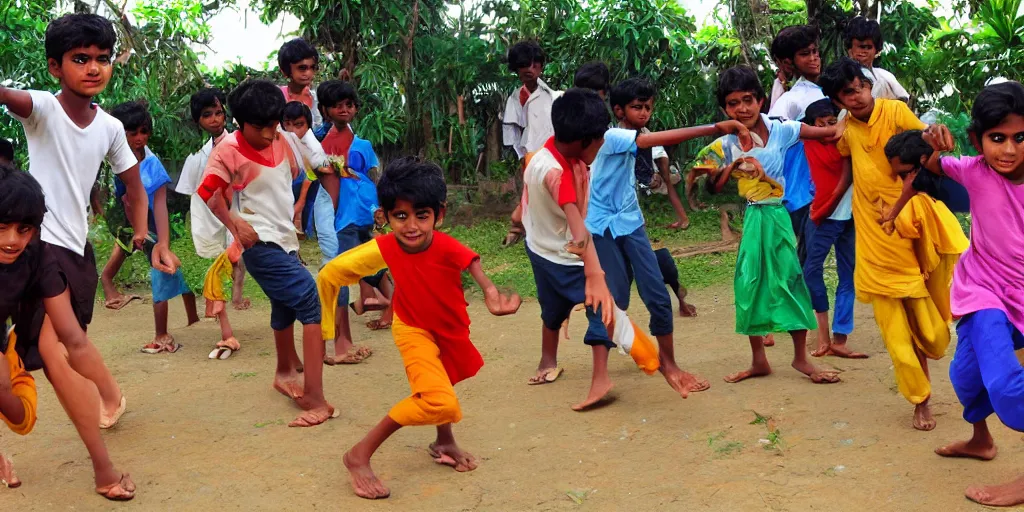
[522,146,583,266]
[177,132,232,258]
[863,67,910,101]
[9,91,138,256]
[767,78,825,121]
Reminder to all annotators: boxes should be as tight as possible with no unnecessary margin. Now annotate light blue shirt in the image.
[721,115,809,212]
[781,141,815,212]
[585,128,644,238]
[334,136,381,231]
[828,186,854,221]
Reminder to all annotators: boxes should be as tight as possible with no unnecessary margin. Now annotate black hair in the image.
[377,156,447,218]
[189,87,227,123]
[818,57,873,100]
[771,25,820,62]
[277,38,319,75]
[45,13,116,63]
[716,66,765,108]
[574,61,610,94]
[316,80,360,109]
[0,164,46,228]
[110,101,153,133]
[281,101,313,127]
[803,98,839,125]
[551,88,610,145]
[969,81,1024,140]
[0,139,13,164]
[610,77,657,109]
[884,130,944,197]
[227,80,285,128]
[507,41,545,73]
[845,16,883,50]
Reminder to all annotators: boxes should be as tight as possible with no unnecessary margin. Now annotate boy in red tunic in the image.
[317,157,522,500]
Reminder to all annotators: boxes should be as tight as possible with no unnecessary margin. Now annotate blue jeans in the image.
[593,226,673,337]
[242,242,321,330]
[525,243,612,348]
[313,185,338,266]
[802,219,855,335]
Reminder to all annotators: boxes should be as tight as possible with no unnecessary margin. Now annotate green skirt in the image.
[734,201,817,335]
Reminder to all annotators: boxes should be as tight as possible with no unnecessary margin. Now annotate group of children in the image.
[1,11,1023,508]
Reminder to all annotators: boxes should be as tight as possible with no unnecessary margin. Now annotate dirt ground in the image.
[3,285,1020,511]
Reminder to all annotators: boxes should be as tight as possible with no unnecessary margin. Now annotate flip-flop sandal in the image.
[95,473,135,501]
[501,226,525,247]
[104,295,141,311]
[366,319,392,331]
[324,346,372,365]
[209,337,241,360]
[141,339,182,354]
[527,367,564,385]
[0,455,20,489]
[99,395,127,429]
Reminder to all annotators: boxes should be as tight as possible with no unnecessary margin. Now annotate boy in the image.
[0,164,134,499]
[198,79,335,427]
[573,61,611,100]
[880,129,971,227]
[708,66,841,384]
[282,101,316,236]
[313,80,381,364]
[801,98,866,359]
[2,11,151,491]
[318,157,521,499]
[819,57,964,430]
[845,16,910,102]
[277,38,322,128]
[103,101,198,353]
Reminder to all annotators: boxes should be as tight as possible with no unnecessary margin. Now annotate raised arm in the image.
[921,125,955,175]
[468,259,522,316]
[799,123,840,142]
[0,86,33,119]
[637,121,752,151]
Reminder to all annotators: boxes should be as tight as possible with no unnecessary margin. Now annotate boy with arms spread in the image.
[845,16,910,102]
[819,57,965,430]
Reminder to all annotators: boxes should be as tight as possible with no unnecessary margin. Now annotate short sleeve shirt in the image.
[1,241,67,366]
[767,78,825,121]
[8,91,138,256]
[586,128,644,237]
[322,126,380,230]
[522,138,585,266]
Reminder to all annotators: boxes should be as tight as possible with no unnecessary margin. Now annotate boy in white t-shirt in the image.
[0,12,148,500]
[845,16,910,102]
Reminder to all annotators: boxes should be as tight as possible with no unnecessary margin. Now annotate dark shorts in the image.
[242,242,321,330]
[525,243,612,348]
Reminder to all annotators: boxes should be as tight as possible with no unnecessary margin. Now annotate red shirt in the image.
[377,231,483,384]
[321,125,354,158]
[804,139,843,224]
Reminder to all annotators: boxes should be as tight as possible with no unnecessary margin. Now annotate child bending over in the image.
[881,129,970,231]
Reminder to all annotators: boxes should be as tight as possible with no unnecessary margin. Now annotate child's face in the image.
[722,91,765,129]
[48,46,113,98]
[516,62,543,89]
[325,100,357,126]
[616,98,654,129]
[282,117,310,139]
[241,121,279,151]
[848,39,878,68]
[198,101,226,137]
[813,115,838,128]
[979,112,1024,182]
[386,199,443,254]
[0,221,36,265]
[125,128,151,154]
[284,58,317,87]
[789,43,821,80]
[835,77,874,122]
[888,156,920,177]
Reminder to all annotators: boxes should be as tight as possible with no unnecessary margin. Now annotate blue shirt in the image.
[781,142,815,212]
[313,122,332,142]
[585,128,644,238]
[114,151,171,233]
[721,115,810,211]
[334,137,381,231]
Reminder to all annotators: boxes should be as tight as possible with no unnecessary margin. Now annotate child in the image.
[317,157,521,499]
[176,87,250,359]
[819,57,965,430]
[282,100,316,237]
[2,11,147,487]
[573,61,611,100]
[801,98,866,359]
[0,164,134,499]
[277,38,322,128]
[768,25,825,121]
[198,79,335,427]
[313,80,382,364]
[845,16,910,102]
[926,81,1024,507]
[100,101,198,353]
[769,33,795,109]
[881,130,971,227]
[707,66,841,385]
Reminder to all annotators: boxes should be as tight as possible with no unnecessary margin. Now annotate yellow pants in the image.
[871,295,951,405]
[2,333,38,435]
[387,316,462,427]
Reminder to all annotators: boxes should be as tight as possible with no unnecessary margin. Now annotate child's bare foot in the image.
[791,359,840,383]
[662,367,709,398]
[811,340,831,357]
[140,334,181,354]
[273,371,304,399]
[99,394,127,429]
[966,476,1024,507]
[572,377,614,411]
[429,442,478,472]
[724,362,772,383]
[343,450,390,499]
[936,439,997,460]
[95,472,135,501]
[288,397,339,427]
[914,402,937,431]
[527,366,563,385]
[0,454,20,488]
[762,334,775,347]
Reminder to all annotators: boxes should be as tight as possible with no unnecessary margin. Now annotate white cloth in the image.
[863,67,910,101]
[770,77,788,110]
[9,90,138,256]
[522,146,582,266]
[178,133,232,258]
[767,77,825,122]
[502,78,562,159]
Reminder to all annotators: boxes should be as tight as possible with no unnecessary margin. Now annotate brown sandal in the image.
[95,473,136,501]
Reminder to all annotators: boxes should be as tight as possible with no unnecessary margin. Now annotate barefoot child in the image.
[708,66,841,385]
[176,87,251,359]
[317,157,522,499]
[105,101,198,353]
[919,82,1024,507]
[801,99,867,359]
[0,164,135,499]
[819,57,966,430]
[198,79,335,427]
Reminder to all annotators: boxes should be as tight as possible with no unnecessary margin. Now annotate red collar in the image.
[543,137,578,175]
[233,131,275,168]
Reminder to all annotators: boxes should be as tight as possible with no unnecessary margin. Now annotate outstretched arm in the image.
[0,86,32,119]
[799,124,840,142]
[637,121,752,151]
[921,125,955,175]
[468,259,521,316]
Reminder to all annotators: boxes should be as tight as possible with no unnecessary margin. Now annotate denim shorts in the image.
[242,242,321,330]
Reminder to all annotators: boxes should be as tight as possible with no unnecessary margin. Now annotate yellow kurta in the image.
[2,332,37,435]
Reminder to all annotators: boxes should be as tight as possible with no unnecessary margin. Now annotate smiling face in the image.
[385,198,442,253]
[198,101,226,137]
[978,113,1024,182]
[616,98,654,130]
[0,221,35,265]
[835,77,875,122]
[285,57,317,88]
[790,43,821,81]
[325,99,357,126]
[49,45,113,98]
[723,91,765,130]
[849,38,878,68]
[241,121,278,150]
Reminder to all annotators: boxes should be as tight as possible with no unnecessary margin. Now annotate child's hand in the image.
[233,218,260,249]
[901,170,920,193]
[923,124,955,152]
[484,287,522,316]
[584,273,616,330]
[716,120,753,152]
[151,244,181,274]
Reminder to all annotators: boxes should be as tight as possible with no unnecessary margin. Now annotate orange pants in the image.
[387,316,462,427]
[2,332,38,435]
